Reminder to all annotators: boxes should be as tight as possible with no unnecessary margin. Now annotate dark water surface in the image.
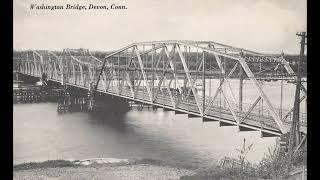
[13,102,276,169]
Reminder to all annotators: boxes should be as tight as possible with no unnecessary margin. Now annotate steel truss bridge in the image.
[14,40,307,137]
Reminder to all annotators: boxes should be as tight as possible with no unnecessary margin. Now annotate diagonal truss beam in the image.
[176,44,203,115]
[239,96,262,123]
[238,58,287,133]
[134,46,153,102]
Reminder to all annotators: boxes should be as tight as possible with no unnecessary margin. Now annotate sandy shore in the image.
[14,163,196,180]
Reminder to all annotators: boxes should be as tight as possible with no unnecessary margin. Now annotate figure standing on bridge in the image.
[41,73,48,86]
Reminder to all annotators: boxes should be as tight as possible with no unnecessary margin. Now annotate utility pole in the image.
[289,31,306,162]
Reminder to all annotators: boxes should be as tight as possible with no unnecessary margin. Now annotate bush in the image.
[255,147,292,179]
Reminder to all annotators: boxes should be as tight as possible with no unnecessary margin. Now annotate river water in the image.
[13,79,307,169]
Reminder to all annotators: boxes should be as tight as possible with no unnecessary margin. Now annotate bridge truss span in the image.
[15,40,307,137]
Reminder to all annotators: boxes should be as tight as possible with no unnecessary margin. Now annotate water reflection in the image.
[13,102,276,169]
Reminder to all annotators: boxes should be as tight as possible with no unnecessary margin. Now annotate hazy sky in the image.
[13,0,306,54]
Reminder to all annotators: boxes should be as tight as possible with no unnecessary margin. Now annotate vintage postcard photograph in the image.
[13,0,307,179]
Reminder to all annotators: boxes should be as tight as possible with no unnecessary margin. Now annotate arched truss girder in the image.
[95,41,307,134]
[21,49,101,86]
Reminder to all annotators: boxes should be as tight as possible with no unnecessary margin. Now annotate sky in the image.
[13,0,306,54]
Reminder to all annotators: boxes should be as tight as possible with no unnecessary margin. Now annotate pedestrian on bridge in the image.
[41,73,47,86]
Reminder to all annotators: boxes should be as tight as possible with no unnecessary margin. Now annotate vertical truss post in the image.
[111,57,114,91]
[47,61,52,79]
[48,56,51,78]
[174,45,177,95]
[32,52,38,76]
[239,62,244,111]
[79,64,84,86]
[59,59,64,85]
[25,60,28,75]
[118,53,120,94]
[71,62,76,84]
[88,65,93,83]
[202,51,206,116]
[33,51,44,76]
[25,61,27,74]
[280,72,283,119]
[126,49,128,72]
[101,71,107,91]
[48,53,53,76]
[152,44,155,102]
[22,60,25,74]
[223,57,226,107]
[29,61,31,75]
[43,53,47,76]
[28,60,31,75]
[53,61,58,81]
[40,55,44,76]
[26,53,29,75]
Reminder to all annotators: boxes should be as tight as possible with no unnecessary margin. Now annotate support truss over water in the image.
[15,40,307,137]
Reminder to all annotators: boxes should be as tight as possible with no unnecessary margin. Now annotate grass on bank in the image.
[13,144,306,179]
[181,143,307,180]
[13,160,77,171]
[13,158,168,172]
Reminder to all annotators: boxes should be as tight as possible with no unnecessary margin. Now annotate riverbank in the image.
[13,159,196,180]
[13,158,307,180]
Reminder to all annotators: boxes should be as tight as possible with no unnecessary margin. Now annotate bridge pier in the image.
[58,85,88,113]
[57,86,96,113]
[14,88,43,104]
[56,86,132,114]
[57,90,71,113]
[13,79,66,104]
[86,91,94,112]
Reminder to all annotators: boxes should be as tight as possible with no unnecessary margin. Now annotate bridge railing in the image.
[197,95,307,127]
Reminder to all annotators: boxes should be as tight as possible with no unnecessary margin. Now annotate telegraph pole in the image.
[289,32,306,162]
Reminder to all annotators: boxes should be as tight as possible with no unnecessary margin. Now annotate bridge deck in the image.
[23,73,306,136]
